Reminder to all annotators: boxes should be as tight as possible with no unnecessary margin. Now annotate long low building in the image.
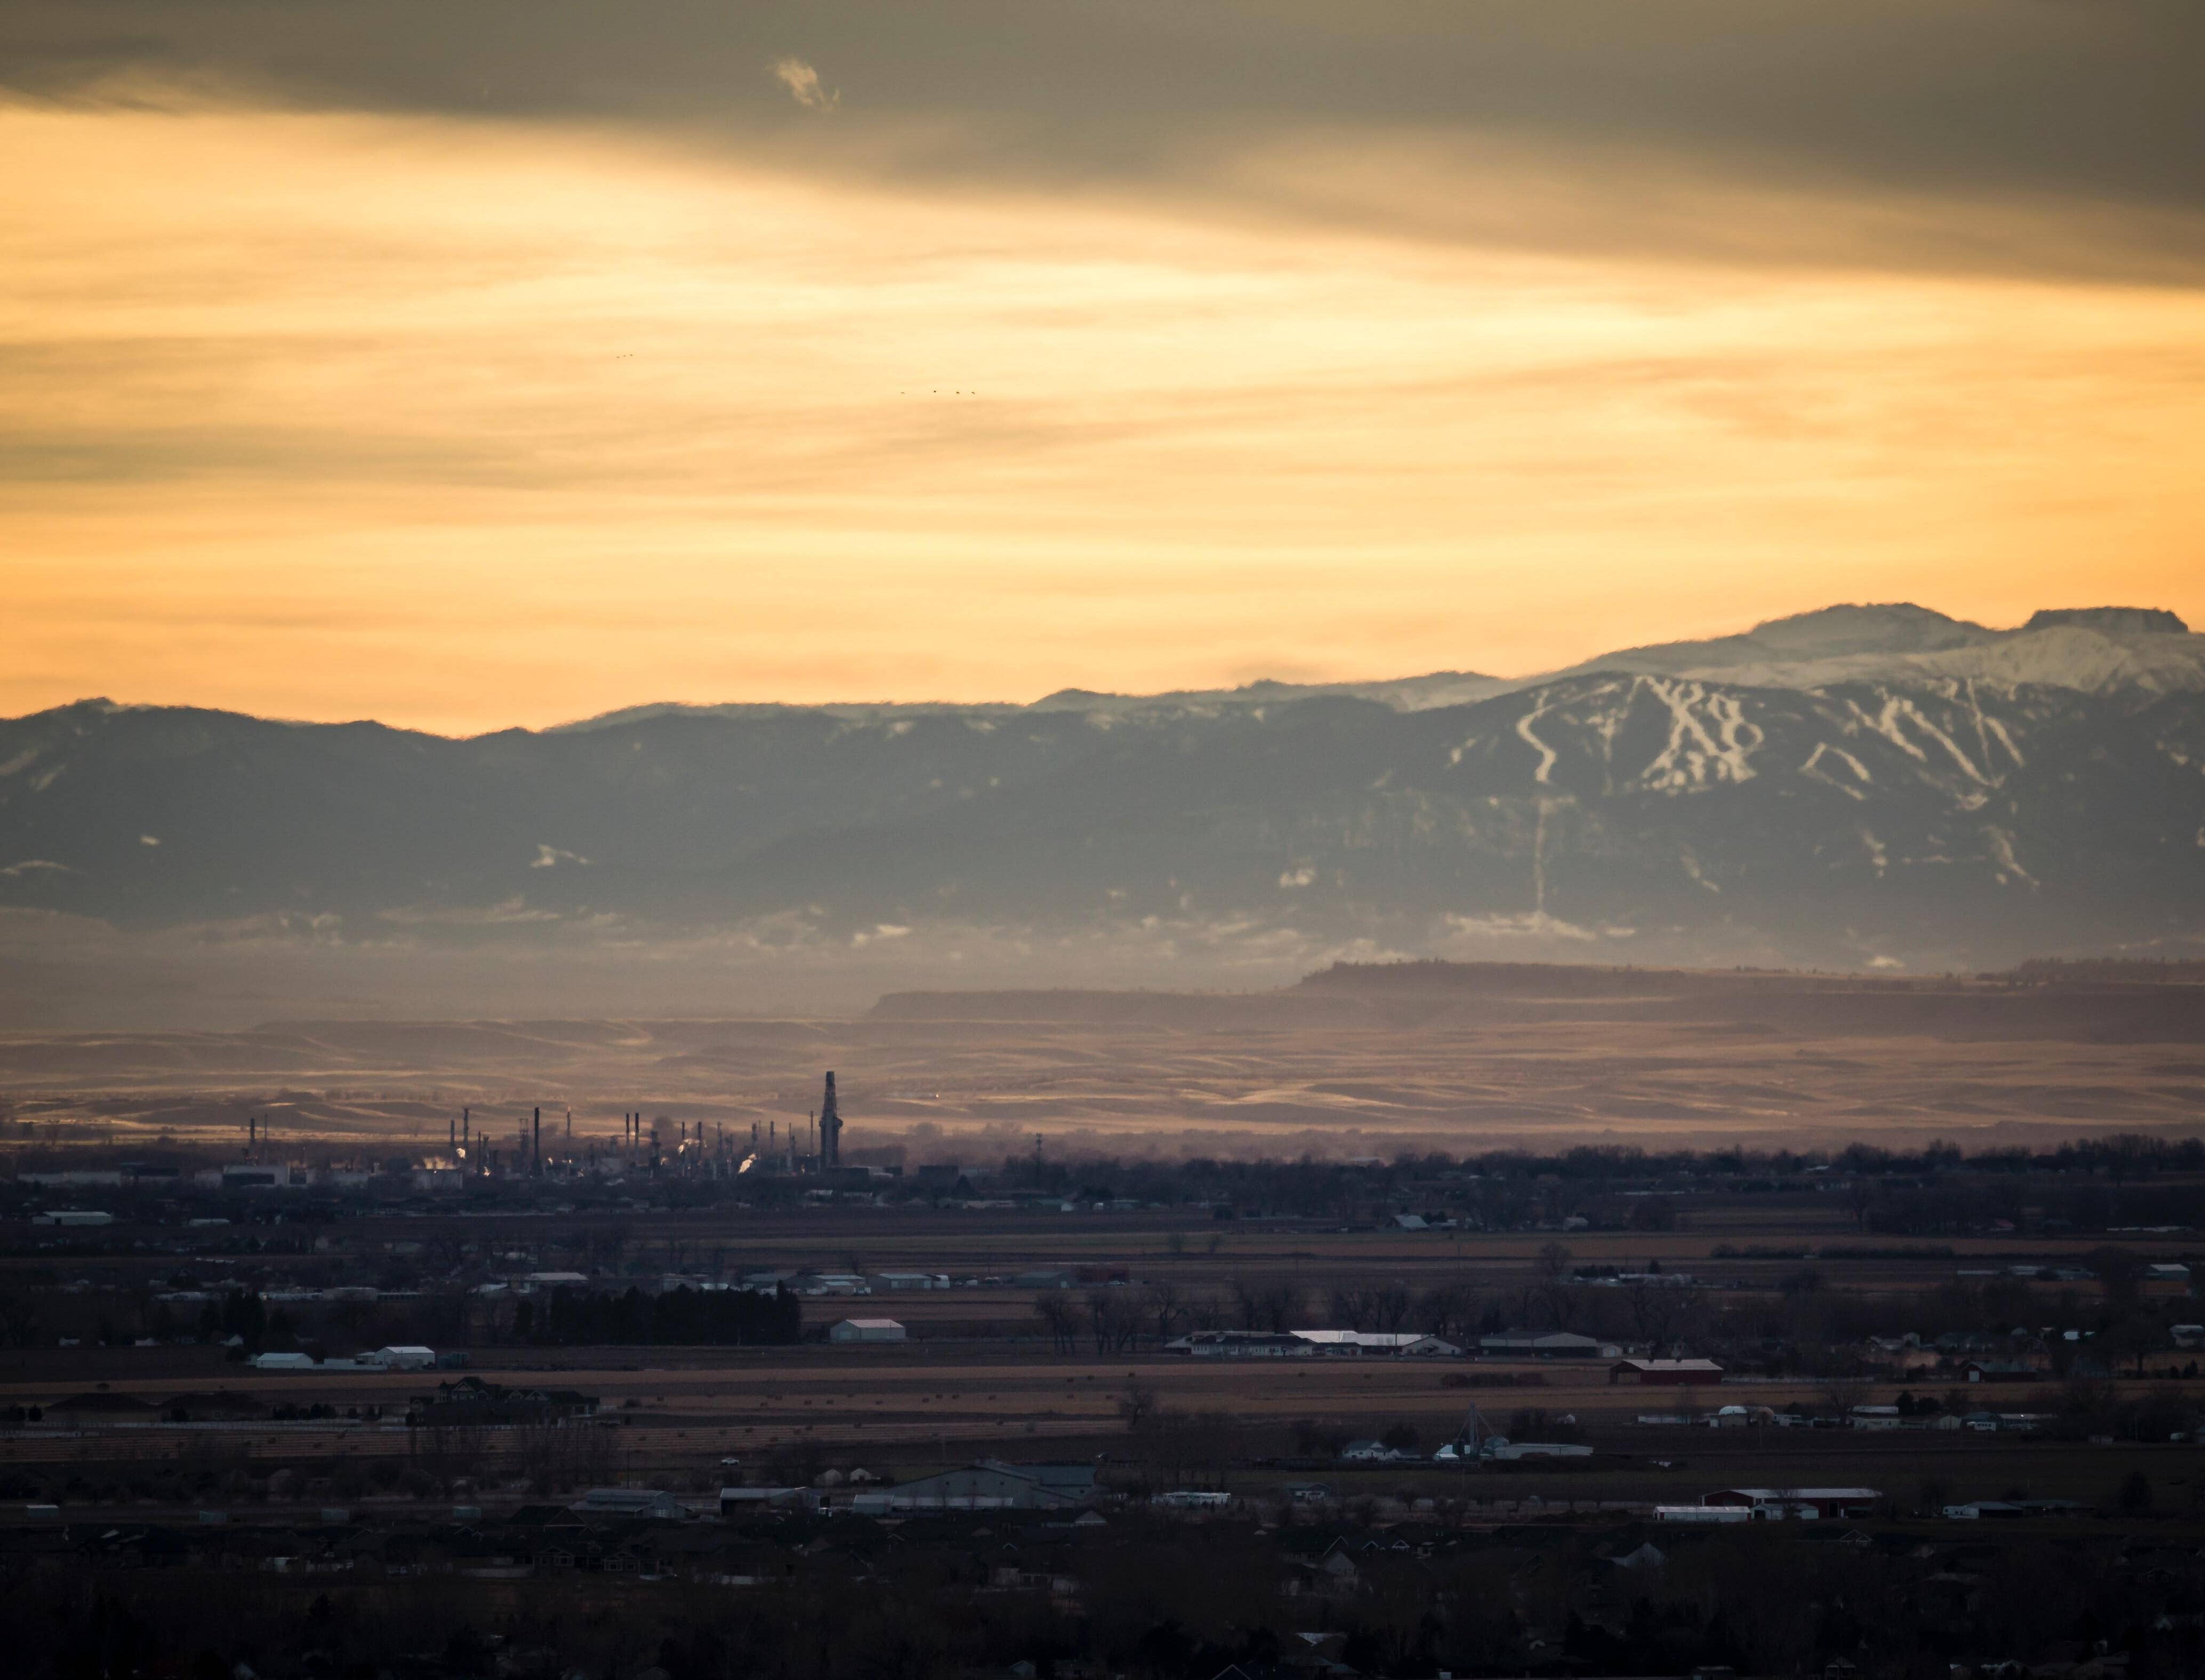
[1609,1357,1724,1385]
[1479,1331,1623,1359]
[1166,1331,1314,1357]
[1703,1486,1881,1520]
[1165,1329,1461,1357]
[855,1460,1097,1511]
[1289,1330,1464,1357]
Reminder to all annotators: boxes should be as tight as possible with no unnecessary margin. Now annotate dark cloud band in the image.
[5,2,2201,262]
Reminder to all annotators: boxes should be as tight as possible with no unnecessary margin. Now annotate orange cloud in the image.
[2,99,2202,734]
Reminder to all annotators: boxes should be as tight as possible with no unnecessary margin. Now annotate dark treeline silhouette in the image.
[970,1134,2205,1237]
[7,1510,2205,1680]
[519,1284,800,1347]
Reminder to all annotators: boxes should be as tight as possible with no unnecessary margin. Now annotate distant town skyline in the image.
[5,4,2202,735]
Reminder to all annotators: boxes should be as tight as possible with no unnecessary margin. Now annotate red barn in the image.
[1609,1357,1724,1386]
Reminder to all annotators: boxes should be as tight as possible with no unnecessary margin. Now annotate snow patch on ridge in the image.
[1802,742,1872,800]
[1515,697,1560,785]
[1845,692,1993,784]
[1635,677,1761,792]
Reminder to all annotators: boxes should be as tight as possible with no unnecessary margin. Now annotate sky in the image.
[5,2,2204,737]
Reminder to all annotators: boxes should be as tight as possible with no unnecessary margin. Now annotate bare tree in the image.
[1417,1285,1473,1343]
[1144,1280,1184,1345]
[1372,1284,1413,1335]
[1087,1289,1142,1353]
[1231,1280,1262,1331]
[1033,1292,1080,1354]
[1624,1279,1701,1347]
[1116,1374,1157,1433]
[1822,1373,1871,1422]
[1257,1282,1305,1333]
[1087,1289,1116,1354]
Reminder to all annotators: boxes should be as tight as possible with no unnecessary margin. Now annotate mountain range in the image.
[4,603,2202,998]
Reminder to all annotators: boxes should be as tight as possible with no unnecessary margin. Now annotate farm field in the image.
[5,1185,2201,1520]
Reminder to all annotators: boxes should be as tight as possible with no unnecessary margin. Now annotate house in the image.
[828,1318,907,1344]
[1959,1359,2039,1383]
[1479,1330,1621,1359]
[1338,1440,1412,1462]
[1610,1358,1724,1386]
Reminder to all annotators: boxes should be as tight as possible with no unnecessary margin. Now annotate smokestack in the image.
[533,1107,541,1173]
[819,1070,842,1170]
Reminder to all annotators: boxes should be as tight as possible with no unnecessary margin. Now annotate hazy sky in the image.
[5,2,2203,734]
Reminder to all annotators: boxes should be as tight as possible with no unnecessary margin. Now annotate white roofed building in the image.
[828,1318,907,1343]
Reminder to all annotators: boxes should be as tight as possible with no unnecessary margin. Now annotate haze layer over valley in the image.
[7,961,2204,1161]
[3,602,2202,1028]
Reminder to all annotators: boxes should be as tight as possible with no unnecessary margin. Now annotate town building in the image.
[828,1318,907,1343]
